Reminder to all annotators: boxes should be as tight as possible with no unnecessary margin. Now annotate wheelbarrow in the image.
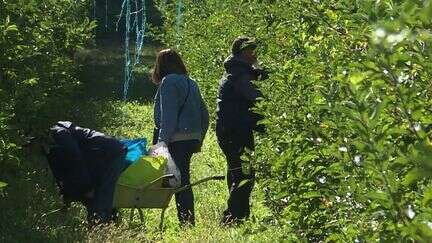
[112,155,224,230]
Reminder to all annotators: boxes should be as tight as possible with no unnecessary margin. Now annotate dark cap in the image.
[231,37,257,56]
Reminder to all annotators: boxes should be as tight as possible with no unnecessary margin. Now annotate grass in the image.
[0,41,284,243]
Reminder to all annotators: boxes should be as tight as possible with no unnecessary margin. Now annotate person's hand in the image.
[256,68,270,80]
[149,141,168,156]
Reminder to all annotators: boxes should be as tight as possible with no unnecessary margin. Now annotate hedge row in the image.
[157,0,432,241]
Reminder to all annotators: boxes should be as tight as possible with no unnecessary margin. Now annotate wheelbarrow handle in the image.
[174,175,225,193]
[136,174,175,190]
[212,176,225,181]
[164,174,175,179]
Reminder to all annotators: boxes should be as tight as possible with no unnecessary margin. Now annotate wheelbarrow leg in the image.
[138,208,144,223]
[128,208,145,225]
[159,207,167,231]
[129,208,135,224]
[114,209,122,225]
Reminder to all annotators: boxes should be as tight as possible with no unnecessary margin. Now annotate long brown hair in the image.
[151,49,188,84]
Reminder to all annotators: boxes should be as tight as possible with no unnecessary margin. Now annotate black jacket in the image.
[216,55,264,131]
[48,121,125,201]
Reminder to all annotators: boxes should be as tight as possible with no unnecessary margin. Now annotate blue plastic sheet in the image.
[120,138,148,165]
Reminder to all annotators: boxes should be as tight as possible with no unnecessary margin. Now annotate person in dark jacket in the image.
[216,37,268,225]
[151,48,209,226]
[46,121,127,225]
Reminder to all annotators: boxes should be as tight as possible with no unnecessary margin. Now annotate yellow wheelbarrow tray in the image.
[113,173,225,230]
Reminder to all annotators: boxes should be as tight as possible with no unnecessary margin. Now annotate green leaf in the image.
[403,169,423,186]
[238,179,251,188]
[0,181,7,189]
[6,24,18,33]
[422,187,432,207]
[302,191,321,199]
[23,78,39,86]
[311,166,326,176]
[366,191,392,209]
[349,72,368,87]
[404,140,432,186]
[369,100,386,128]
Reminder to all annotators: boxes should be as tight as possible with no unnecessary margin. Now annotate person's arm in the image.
[233,73,262,101]
[158,76,180,143]
[254,68,270,80]
[52,129,93,197]
[232,74,266,132]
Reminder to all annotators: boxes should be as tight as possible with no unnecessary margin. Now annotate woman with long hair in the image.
[151,49,209,226]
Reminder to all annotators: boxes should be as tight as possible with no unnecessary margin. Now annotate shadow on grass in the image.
[0,152,88,243]
[76,39,159,103]
[66,38,160,131]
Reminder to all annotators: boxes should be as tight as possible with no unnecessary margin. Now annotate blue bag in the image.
[120,138,148,165]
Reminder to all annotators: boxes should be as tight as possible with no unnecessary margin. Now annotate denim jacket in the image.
[154,74,209,143]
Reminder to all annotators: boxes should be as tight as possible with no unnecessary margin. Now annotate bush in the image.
[0,0,95,167]
[156,0,432,241]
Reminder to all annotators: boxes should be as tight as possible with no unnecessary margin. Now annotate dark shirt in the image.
[216,55,264,131]
[49,121,125,199]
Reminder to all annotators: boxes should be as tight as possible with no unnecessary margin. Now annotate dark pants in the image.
[168,140,200,226]
[86,151,127,225]
[216,124,255,224]
[47,148,127,225]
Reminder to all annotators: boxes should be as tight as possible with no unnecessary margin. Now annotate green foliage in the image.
[0,180,6,197]
[0,99,279,242]
[0,181,7,189]
[0,0,95,167]
[156,0,432,241]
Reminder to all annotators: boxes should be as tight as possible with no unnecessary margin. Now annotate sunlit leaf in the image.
[0,181,7,189]
[366,191,392,209]
[302,191,321,199]
[422,187,432,207]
